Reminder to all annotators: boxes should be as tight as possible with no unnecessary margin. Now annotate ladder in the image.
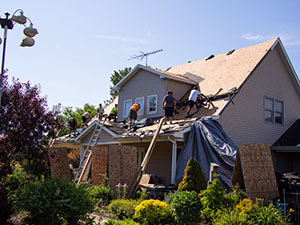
[75,119,106,184]
[127,117,164,197]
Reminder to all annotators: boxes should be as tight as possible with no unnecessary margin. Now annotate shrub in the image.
[213,210,254,225]
[163,190,179,204]
[108,199,141,220]
[104,219,139,225]
[170,191,202,225]
[14,178,94,225]
[249,201,290,225]
[178,157,206,192]
[134,199,173,225]
[89,185,113,207]
[200,178,231,222]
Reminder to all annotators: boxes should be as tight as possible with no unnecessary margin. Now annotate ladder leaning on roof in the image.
[75,118,106,185]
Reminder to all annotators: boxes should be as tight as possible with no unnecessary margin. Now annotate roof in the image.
[168,38,279,116]
[273,119,300,146]
[113,64,197,91]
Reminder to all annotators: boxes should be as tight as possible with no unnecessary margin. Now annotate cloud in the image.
[241,32,300,46]
[96,34,147,44]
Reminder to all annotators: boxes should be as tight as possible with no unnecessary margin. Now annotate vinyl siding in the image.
[118,70,166,121]
[145,142,172,185]
[219,45,300,145]
[81,129,115,145]
[166,79,193,100]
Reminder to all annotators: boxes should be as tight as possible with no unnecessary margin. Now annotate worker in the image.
[186,86,201,117]
[82,111,91,127]
[68,117,77,135]
[97,103,104,121]
[129,103,141,126]
[162,90,176,124]
[108,104,118,122]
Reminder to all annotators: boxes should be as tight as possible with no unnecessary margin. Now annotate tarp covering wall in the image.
[176,117,238,189]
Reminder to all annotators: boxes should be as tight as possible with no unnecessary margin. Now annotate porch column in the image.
[169,137,177,184]
[80,145,84,165]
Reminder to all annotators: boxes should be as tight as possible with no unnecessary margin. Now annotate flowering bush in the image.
[104,219,139,225]
[170,190,202,225]
[134,199,173,225]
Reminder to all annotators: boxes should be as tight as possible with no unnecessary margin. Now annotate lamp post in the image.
[0,9,38,108]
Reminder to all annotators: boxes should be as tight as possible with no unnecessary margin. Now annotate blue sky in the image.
[2,1,300,109]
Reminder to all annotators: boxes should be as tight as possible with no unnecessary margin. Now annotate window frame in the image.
[147,94,158,115]
[123,99,132,118]
[135,97,145,116]
[263,97,284,125]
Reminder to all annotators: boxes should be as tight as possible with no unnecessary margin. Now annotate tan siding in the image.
[166,79,193,100]
[219,46,300,145]
[145,142,172,185]
[118,70,166,121]
[81,129,115,144]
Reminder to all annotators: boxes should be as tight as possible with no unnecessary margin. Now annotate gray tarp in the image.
[176,117,238,189]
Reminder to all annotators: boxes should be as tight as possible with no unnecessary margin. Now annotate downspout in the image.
[168,136,177,184]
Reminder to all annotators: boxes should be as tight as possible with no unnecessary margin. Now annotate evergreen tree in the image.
[178,157,207,192]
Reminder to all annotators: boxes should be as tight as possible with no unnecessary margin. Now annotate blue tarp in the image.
[175,117,238,189]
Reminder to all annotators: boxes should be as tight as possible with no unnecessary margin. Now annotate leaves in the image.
[0,74,63,178]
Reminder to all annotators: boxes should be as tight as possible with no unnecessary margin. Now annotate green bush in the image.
[14,178,94,225]
[163,190,179,204]
[88,185,113,207]
[134,199,173,225]
[170,191,202,225]
[249,201,290,225]
[178,157,206,192]
[108,199,141,220]
[213,210,254,225]
[104,219,139,225]
[200,178,232,223]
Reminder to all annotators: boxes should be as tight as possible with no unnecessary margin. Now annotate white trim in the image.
[168,136,177,185]
[135,97,145,116]
[112,64,196,91]
[147,94,158,115]
[123,99,132,118]
[75,120,120,142]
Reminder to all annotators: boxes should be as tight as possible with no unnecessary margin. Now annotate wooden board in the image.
[234,144,279,202]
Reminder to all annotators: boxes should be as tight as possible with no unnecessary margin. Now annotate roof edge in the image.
[113,64,196,91]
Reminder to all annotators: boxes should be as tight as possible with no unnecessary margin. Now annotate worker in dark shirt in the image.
[162,91,177,124]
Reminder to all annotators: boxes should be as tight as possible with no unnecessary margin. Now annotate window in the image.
[135,97,145,116]
[147,94,158,114]
[123,99,132,118]
[264,97,284,124]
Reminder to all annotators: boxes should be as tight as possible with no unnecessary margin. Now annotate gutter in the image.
[168,136,177,184]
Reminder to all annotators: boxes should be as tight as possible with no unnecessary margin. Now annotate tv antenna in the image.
[128,49,163,66]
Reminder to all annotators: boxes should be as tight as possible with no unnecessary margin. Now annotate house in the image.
[52,37,300,192]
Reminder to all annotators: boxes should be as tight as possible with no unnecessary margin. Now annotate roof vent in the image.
[187,61,192,63]
[165,67,172,71]
[227,49,235,55]
[205,55,215,61]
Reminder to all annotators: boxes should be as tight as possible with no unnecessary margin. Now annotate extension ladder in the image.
[75,118,106,184]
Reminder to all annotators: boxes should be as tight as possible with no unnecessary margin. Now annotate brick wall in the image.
[91,146,108,185]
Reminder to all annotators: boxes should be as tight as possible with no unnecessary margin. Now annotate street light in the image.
[0,9,38,108]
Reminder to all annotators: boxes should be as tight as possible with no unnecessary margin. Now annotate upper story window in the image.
[147,94,158,115]
[123,99,132,118]
[135,97,145,116]
[264,97,284,125]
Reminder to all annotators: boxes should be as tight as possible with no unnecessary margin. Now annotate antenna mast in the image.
[128,49,163,66]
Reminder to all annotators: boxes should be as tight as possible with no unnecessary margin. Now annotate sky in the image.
[1,1,300,110]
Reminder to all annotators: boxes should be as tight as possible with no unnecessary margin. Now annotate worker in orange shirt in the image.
[129,103,141,126]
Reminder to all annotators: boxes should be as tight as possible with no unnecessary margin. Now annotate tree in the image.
[0,74,63,176]
[0,73,63,222]
[59,103,97,136]
[106,67,131,104]
[178,157,207,192]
